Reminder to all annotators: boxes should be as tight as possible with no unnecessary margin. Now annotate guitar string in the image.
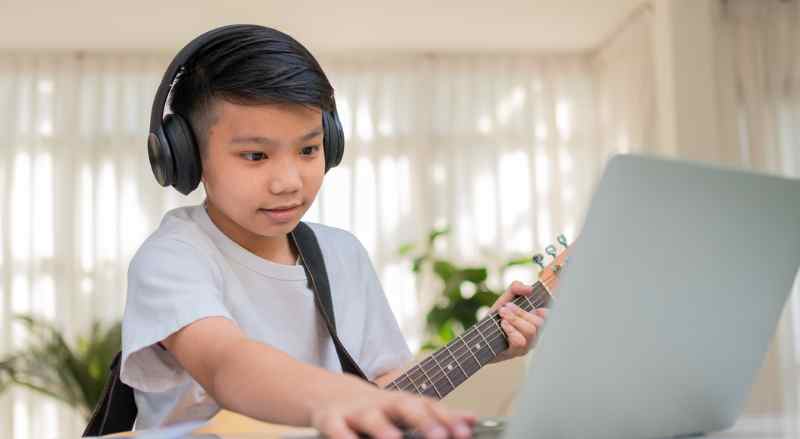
[388,286,551,395]
[391,292,549,396]
[393,284,550,392]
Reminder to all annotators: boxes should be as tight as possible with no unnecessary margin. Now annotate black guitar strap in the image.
[290,221,371,382]
[82,221,369,437]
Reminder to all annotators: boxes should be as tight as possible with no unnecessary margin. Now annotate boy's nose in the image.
[268,162,302,194]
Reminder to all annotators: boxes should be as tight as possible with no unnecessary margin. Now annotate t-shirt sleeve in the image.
[352,237,414,381]
[120,237,234,393]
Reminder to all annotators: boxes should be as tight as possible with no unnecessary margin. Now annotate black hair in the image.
[169,25,335,157]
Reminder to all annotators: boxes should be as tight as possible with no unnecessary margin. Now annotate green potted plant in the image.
[0,314,121,420]
[399,227,535,350]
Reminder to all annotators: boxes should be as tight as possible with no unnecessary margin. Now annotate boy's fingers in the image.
[506,313,539,339]
[385,397,447,439]
[509,280,534,295]
[346,409,402,439]
[513,306,545,328]
[316,414,358,439]
[502,320,527,350]
[491,281,533,312]
[424,400,474,439]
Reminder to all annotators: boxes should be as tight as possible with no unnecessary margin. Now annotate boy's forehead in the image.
[210,100,323,143]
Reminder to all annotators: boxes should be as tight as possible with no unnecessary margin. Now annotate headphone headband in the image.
[149,25,253,134]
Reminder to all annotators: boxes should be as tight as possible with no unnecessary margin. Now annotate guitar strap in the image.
[82,221,369,437]
[290,221,371,382]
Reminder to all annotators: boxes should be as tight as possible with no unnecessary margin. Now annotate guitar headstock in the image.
[533,234,570,295]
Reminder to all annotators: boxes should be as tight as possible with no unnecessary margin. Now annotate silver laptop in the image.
[500,154,800,439]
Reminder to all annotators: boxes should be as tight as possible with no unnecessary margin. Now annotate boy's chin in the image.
[251,218,301,237]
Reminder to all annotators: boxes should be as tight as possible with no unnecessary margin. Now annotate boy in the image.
[122,25,548,439]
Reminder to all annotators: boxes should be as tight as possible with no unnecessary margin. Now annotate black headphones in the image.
[147,24,346,195]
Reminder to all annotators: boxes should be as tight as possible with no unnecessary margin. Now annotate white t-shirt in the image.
[120,204,412,430]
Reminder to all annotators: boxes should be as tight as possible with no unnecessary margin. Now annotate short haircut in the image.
[169,25,335,157]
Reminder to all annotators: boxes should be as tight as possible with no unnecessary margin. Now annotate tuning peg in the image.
[545,245,557,258]
[532,254,545,269]
[557,234,568,248]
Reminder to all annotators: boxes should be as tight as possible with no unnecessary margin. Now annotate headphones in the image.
[147,24,346,195]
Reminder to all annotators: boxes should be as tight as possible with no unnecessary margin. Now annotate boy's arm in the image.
[161,316,475,439]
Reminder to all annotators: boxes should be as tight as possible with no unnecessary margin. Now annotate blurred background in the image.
[0,0,799,437]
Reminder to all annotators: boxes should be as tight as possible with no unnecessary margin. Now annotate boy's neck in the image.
[203,201,299,265]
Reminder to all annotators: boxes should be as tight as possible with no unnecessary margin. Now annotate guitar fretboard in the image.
[385,282,551,399]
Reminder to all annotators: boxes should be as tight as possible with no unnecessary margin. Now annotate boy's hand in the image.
[310,383,476,439]
[488,280,549,363]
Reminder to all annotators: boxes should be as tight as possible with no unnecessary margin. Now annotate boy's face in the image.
[201,100,325,255]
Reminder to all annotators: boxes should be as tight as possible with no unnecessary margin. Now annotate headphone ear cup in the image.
[163,113,203,195]
[148,126,176,188]
[322,110,345,172]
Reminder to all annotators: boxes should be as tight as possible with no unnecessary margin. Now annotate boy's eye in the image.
[241,152,267,161]
[301,145,321,156]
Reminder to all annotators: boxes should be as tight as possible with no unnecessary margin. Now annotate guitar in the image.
[384,235,570,399]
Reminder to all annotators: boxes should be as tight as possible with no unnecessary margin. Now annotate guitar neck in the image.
[384,281,552,399]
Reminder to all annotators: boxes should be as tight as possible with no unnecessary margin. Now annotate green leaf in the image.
[0,314,121,420]
[461,268,488,283]
[504,256,534,268]
[427,227,450,246]
[451,297,481,328]
[474,290,501,307]
[397,243,416,256]
[412,255,426,273]
[437,320,457,343]
[432,260,457,281]
[425,305,453,331]
[421,340,441,351]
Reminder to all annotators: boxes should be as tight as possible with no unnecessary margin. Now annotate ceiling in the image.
[0,0,646,52]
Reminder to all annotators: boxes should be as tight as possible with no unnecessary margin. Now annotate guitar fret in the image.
[404,368,423,394]
[444,343,469,379]
[475,325,497,356]
[430,352,456,392]
[401,374,418,392]
[418,360,442,399]
[523,294,535,311]
[489,314,504,337]
[458,333,484,370]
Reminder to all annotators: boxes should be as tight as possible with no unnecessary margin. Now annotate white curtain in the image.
[318,53,599,345]
[592,0,800,415]
[715,0,800,415]
[0,52,184,438]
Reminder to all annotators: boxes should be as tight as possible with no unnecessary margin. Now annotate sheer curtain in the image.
[592,0,800,415]
[318,53,598,344]
[0,50,600,437]
[0,52,199,438]
[715,0,800,415]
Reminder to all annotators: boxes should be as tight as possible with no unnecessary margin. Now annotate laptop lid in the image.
[503,154,800,439]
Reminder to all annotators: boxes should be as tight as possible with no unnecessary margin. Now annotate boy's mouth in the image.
[258,203,302,223]
[261,203,302,212]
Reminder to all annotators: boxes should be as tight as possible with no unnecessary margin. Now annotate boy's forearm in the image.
[208,338,373,426]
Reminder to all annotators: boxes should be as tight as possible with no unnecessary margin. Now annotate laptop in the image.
[498,154,800,439]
